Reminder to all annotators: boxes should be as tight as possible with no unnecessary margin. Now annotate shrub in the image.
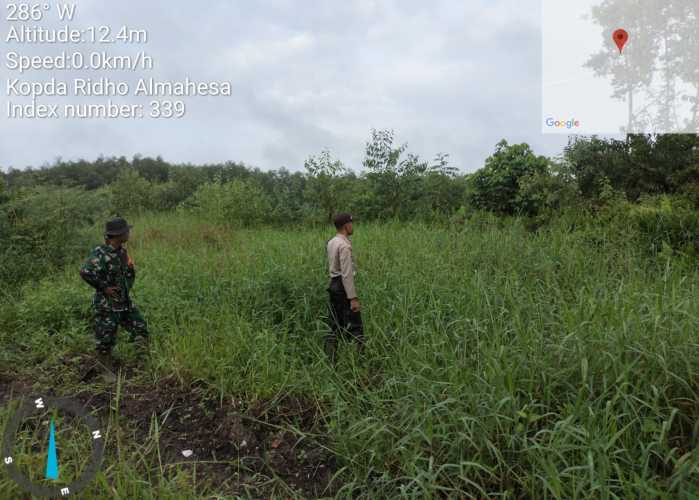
[184,177,273,227]
[468,140,551,215]
[629,195,699,256]
[0,186,110,290]
[110,168,153,215]
[303,150,350,223]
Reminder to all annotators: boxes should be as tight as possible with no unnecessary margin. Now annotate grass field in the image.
[1,212,698,498]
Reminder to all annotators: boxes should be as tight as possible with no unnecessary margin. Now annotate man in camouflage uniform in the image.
[80,217,149,379]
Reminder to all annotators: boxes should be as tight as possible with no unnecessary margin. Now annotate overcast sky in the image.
[1,0,573,173]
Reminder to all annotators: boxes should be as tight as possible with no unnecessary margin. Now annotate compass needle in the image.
[45,417,58,480]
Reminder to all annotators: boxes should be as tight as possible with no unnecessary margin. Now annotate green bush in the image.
[630,195,699,256]
[16,275,89,334]
[184,177,273,227]
[468,140,551,215]
[0,186,110,290]
[110,168,153,215]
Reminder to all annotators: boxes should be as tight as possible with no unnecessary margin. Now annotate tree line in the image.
[2,130,699,289]
[3,131,698,220]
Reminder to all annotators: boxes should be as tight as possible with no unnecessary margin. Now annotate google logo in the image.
[545,117,580,129]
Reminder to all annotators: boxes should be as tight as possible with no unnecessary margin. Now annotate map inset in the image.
[543,0,698,134]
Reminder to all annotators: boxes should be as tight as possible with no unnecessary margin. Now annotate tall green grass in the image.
[1,212,698,498]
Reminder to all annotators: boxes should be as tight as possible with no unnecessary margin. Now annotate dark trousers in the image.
[325,277,364,363]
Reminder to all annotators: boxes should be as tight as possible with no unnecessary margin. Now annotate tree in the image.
[565,134,699,202]
[0,176,6,204]
[415,153,465,218]
[187,177,273,227]
[268,168,308,223]
[468,140,550,215]
[133,155,170,183]
[564,136,632,200]
[304,150,348,222]
[362,129,428,219]
[110,168,153,215]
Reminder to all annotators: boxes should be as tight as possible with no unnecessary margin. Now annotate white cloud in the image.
[0,0,570,172]
[227,32,316,71]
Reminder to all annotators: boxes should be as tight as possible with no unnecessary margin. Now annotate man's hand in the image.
[350,298,361,313]
[104,287,120,297]
[123,247,134,268]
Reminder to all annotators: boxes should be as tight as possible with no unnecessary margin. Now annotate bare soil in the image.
[0,354,341,499]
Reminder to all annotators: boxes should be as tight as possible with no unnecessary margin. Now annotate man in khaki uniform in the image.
[325,213,364,364]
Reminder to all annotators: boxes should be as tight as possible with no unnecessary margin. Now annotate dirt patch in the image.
[1,366,341,498]
[0,372,34,407]
[84,375,339,498]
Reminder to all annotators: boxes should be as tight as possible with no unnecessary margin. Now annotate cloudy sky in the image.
[1,0,574,173]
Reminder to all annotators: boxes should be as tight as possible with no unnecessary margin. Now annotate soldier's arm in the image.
[339,245,358,300]
[79,250,110,291]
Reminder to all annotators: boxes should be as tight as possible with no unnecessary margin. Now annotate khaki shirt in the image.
[327,234,357,299]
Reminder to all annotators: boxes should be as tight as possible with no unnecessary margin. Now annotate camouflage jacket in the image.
[79,244,136,312]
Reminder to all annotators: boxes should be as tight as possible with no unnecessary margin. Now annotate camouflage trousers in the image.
[93,306,149,354]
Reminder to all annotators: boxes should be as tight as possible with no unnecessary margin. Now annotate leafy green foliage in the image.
[303,150,350,223]
[565,134,699,201]
[185,177,273,227]
[468,140,551,215]
[3,132,697,228]
[111,168,153,215]
[361,129,465,220]
[629,195,699,255]
[363,129,429,219]
[152,166,208,210]
[0,176,8,206]
[0,186,110,290]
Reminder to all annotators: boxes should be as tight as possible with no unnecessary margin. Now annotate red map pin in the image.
[613,29,629,54]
